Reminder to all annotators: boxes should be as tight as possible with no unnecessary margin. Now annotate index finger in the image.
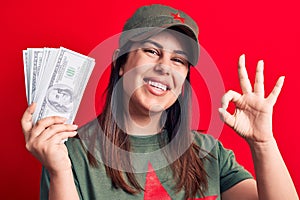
[266,76,285,105]
[31,116,67,138]
[238,54,253,94]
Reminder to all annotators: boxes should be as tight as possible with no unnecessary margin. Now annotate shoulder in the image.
[191,130,220,155]
[77,118,101,139]
[191,130,240,161]
[192,130,217,145]
[192,131,253,193]
[67,118,100,146]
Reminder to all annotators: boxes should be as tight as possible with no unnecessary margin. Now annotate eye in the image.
[143,48,159,56]
[171,57,188,66]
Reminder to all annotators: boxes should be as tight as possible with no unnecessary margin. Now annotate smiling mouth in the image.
[144,78,170,91]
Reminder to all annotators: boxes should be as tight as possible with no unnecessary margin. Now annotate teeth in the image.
[148,80,167,91]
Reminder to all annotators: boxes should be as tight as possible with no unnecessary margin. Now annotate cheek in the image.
[174,71,188,91]
[121,50,145,73]
[121,69,144,100]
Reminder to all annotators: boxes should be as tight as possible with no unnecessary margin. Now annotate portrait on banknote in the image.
[46,84,73,113]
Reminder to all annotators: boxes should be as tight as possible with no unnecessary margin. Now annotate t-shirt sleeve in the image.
[218,141,253,193]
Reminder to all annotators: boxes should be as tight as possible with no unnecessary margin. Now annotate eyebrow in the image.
[142,39,189,58]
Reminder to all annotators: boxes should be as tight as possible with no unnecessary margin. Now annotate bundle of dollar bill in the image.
[23,47,95,124]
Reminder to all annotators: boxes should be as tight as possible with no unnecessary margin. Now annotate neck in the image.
[124,109,165,136]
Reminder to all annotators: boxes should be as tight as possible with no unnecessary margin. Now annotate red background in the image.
[1,0,299,199]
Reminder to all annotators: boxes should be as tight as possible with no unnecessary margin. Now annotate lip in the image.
[145,83,168,96]
[143,77,171,96]
[143,77,171,90]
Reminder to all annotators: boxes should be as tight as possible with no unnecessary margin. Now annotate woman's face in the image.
[119,29,190,116]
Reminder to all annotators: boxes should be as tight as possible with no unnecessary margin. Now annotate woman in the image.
[21,4,298,200]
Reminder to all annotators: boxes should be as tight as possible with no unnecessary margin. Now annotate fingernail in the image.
[61,138,68,143]
[240,54,245,64]
[72,124,78,129]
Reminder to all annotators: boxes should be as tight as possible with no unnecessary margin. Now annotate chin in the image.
[147,101,175,113]
[148,105,166,113]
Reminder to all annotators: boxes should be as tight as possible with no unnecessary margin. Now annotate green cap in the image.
[120,4,200,66]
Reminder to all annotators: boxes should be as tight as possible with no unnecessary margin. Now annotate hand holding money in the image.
[20,47,94,186]
[23,47,95,124]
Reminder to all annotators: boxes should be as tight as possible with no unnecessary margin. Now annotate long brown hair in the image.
[87,29,210,199]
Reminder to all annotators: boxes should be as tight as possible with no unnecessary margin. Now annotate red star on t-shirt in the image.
[143,163,218,200]
[171,12,185,23]
[144,163,171,200]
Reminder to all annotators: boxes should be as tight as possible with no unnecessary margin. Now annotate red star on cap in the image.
[171,12,185,23]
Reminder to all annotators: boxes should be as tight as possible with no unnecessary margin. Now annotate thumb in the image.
[218,107,235,128]
[21,103,36,134]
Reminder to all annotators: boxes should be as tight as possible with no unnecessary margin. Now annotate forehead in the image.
[134,30,190,51]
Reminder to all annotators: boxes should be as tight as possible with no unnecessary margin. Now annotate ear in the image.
[112,49,124,76]
[119,67,124,76]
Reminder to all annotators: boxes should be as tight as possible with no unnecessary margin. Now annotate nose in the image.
[154,54,171,75]
[154,64,170,75]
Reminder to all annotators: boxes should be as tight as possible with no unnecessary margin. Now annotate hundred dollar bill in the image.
[29,48,44,104]
[32,47,95,124]
[23,50,29,103]
[23,48,59,104]
[33,48,59,102]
